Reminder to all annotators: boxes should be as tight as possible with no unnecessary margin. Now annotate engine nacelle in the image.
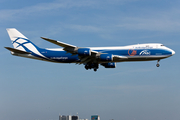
[99,54,113,61]
[101,62,116,68]
[78,48,91,56]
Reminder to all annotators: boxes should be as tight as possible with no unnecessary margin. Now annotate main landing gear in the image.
[156,60,160,67]
[85,63,99,72]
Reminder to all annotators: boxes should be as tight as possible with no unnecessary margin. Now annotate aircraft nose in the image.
[171,50,175,55]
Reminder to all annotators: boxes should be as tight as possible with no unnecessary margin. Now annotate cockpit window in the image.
[161,44,164,46]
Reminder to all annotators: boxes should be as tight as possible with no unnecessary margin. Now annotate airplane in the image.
[5,28,175,71]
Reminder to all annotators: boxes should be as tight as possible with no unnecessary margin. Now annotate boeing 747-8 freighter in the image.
[5,28,175,71]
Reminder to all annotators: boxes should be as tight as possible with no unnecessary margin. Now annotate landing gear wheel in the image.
[84,63,99,71]
[156,64,160,67]
[85,65,88,70]
[156,60,160,67]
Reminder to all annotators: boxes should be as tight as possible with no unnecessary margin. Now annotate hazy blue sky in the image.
[0,0,180,120]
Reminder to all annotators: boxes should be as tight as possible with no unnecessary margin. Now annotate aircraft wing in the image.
[113,55,128,61]
[41,37,76,48]
[41,37,98,55]
[41,37,127,64]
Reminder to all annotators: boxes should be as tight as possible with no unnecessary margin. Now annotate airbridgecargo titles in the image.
[5,28,175,71]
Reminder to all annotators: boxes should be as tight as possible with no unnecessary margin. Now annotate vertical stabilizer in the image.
[7,28,28,51]
[7,28,28,41]
[6,28,40,53]
[6,28,48,60]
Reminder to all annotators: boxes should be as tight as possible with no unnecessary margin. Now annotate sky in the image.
[0,0,180,120]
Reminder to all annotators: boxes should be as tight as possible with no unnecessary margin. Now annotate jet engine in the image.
[99,54,113,61]
[77,48,91,56]
[101,62,116,68]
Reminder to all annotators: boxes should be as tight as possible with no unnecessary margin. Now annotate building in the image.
[67,115,72,120]
[59,115,62,120]
[59,114,88,120]
[72,115,78,120]
[59,115,67,120]
[91,115,100,120]
[62,115,67,120]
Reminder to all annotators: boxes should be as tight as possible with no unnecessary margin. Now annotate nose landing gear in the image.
[156,60,160,67]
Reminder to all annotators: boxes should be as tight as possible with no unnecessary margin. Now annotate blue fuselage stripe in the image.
[37,48,172,63]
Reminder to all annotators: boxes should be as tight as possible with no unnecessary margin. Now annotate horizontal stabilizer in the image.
[5,47,31,54]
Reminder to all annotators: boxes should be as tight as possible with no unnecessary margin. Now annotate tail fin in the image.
[6,28,40,53]
[6,28,49,60]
